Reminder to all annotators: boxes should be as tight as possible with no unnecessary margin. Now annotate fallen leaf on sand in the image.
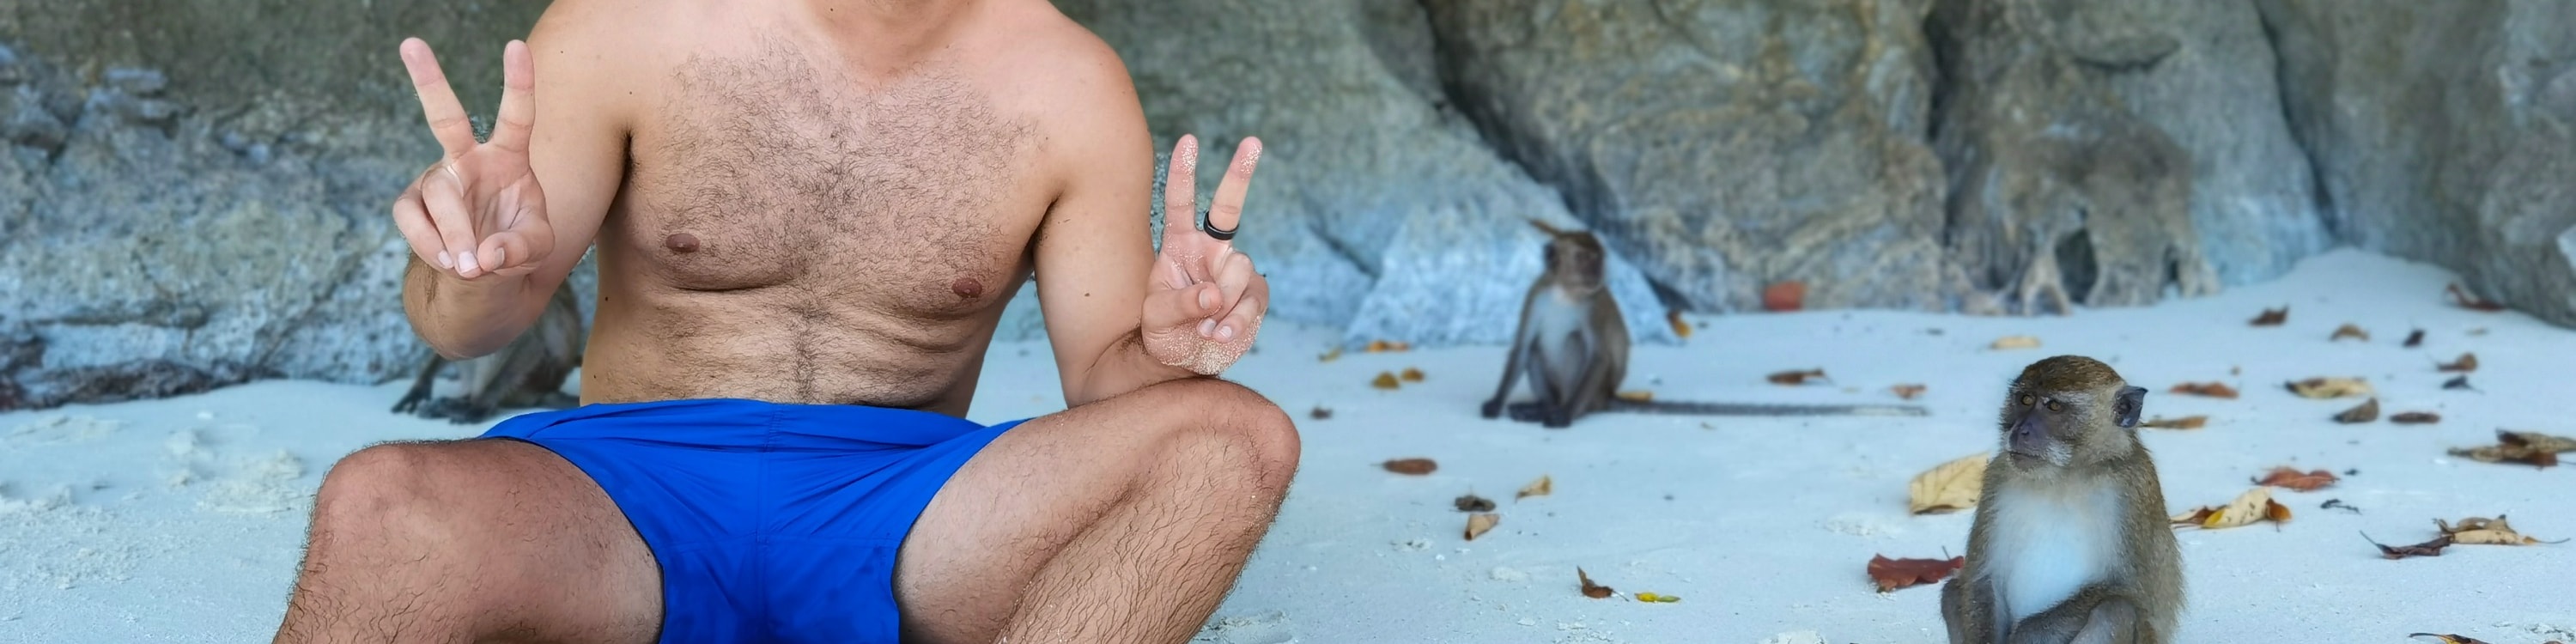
[1632,592,1680,603]
[2172,488,2292,530]
[1309,406,1334,420]
[2403,329,2426,348]
[1767,368,1828,385]
[1668,309,1693,338]
[2442,375,2476,391]
[1370,372,1400,390]
[1454,494,1495,513]
[2367,533,2455,560]
[2169,382,2240,399]
[1616,390,1655,402]
[1464,513,1500,541]
[1400,367,1425,382]
[2390,411,2441,424]
[1516,475,1552,501]
[2253,466,2339,492]
[2435,515,2568,545]
[2437,353,2479,373]
[2447,430,2576,468]
[1577,568,1615,598]
[2410,633,2498,644]
[1764,282,1807,312]
[2446,283,2507,312]
[1365,339,1411,353]
[1318,347,1343,362]
[2251,307,2289,326]
[1990,336,2041,350]
[1867,555,1964,592]
[1382,459,1437,475]
[2141,416,2208,430]
[2287,377,2373,398]
[2330,324,2370,342]
[2333,398,2381,423]
[1909,453,1989,514]
[1890,384,1927,400]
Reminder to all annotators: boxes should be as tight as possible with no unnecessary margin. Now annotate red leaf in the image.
[1867,555,1964,592]
[2253,466,2339,492]
[1764,282,1807,312]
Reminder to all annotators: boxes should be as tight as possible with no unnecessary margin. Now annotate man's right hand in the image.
[392,38,550,281]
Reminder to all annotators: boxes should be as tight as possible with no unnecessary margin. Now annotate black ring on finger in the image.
[1197,207,1236,241]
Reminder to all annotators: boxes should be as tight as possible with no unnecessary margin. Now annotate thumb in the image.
[1143,282,1220,335]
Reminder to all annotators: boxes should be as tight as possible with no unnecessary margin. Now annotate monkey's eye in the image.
[2044,400,2063,412]
[2018,394,2035,406]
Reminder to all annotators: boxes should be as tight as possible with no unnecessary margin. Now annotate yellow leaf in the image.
[2435,515,2564,545]
[1616,390,1655,402]
[1516,475,1552,501]
[1464,513,1500,541]
[1908,453,1989,514]
[1371,372,1400,390]
[1990,336,2042,350]
[2286,377,2373,398]
[2171,488,2290,530]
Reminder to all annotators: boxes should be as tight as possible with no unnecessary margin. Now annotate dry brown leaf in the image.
[2442,375,2476,391]
[2447,430,2576,468]
[1763,282,1807,313]
[1370,372,1400,390]
[2250,307,2289,326]
[2446,283,2507,312]
[2368,533,2455,560]
[2171,487,2291,530]
[1365,339,1411,353]
[1454,494,1495,513]
[2409,634,2495,644]
[2434,515,2568,545]
[2252,466,2339,492]
[1890,384,1927,400]
[2141,416,2209,430]
[1767,368,1828,386]
[1382,458,1437,475]
[1309,406,1334,420]
[2437,353,2479,373]
[1990,336,2042,350]
[1516,475,1552,501]
[1668,309,1692,338]
[2330,324,2371,342]
[2169,382,2240,399]
[1866,555,1964,593]
[2287,377,2374,398]
[1400,367,1425,382]
[1464,513,1500,541]
[2403,329,2426,348]
[1615,390,1655,402]
[1577,567,1615,598]
[1908,453,1989,514]
[2333,398,2381,423]
[2390,411,2441,424]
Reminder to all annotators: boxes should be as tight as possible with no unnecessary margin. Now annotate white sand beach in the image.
[4,248,2573,643]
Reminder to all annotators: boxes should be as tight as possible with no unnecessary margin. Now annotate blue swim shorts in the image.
[479,398,1025,643]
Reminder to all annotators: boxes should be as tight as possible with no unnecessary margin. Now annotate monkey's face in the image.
[1544,234,1608,290]
[1996,356,2148,472]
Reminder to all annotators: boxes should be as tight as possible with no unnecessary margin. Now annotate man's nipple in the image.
[665,233,701,253]
[951,277,983,299]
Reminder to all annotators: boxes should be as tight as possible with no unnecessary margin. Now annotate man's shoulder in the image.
[983,3,1138,112]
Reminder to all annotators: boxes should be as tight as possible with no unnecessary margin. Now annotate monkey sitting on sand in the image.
[1942,355,2183,644]
[1480,219,1927,428]
[391,284,586,424]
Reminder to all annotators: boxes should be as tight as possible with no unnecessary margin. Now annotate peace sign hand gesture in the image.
[391,38,550,281]
[1140,136,1269,375]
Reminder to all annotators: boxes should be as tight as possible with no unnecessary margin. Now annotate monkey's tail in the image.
[1607,399,1930,416]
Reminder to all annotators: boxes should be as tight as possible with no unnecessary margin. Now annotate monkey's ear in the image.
[2114,386,2146,428]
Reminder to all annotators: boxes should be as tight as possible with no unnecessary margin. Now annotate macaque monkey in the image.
[391,285,586,424]
[1480,219,1929,428]
[1941,355,2183,644]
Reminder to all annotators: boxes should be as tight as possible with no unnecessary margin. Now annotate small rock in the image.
[102,67,167,94]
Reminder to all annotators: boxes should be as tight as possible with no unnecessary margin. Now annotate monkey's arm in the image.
[1941,574,1998,644]
[2004,586,2142,644]
[390,349,447,415]
[1482,293,1540,419]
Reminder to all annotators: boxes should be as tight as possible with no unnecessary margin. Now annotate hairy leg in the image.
[894,378,1300,644]
[272,439,660,644]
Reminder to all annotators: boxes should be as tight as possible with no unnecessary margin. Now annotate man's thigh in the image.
[890,378,1297,642]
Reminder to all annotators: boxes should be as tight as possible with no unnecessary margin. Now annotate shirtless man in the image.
[270,1,1297,642]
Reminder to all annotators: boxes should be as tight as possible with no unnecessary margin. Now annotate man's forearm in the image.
[402,257,545,360]
[1068,329,1212,407]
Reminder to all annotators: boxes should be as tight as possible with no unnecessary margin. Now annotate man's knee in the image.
[308,440,484,545]
[1148,378,1300,489]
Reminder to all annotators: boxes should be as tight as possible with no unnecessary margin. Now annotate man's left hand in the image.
[1141,135,1268,375]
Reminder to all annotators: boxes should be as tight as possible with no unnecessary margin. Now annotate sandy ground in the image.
[3,248,2573,643]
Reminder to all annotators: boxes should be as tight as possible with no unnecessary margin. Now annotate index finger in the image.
[400,38,480,155]
[1202,137,1261,243]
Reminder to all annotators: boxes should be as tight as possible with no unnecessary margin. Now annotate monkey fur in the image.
[1480,220,1928,428]
[391,285,586,424]
[1941,355,2183,644]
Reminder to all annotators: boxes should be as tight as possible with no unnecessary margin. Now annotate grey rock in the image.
[1419,0,1953,313]
[1929,0,2217,313]
[101,67,166,95]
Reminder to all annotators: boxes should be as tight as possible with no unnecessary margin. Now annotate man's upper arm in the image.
[1028,35,1159,403]
[519,1,631,295]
